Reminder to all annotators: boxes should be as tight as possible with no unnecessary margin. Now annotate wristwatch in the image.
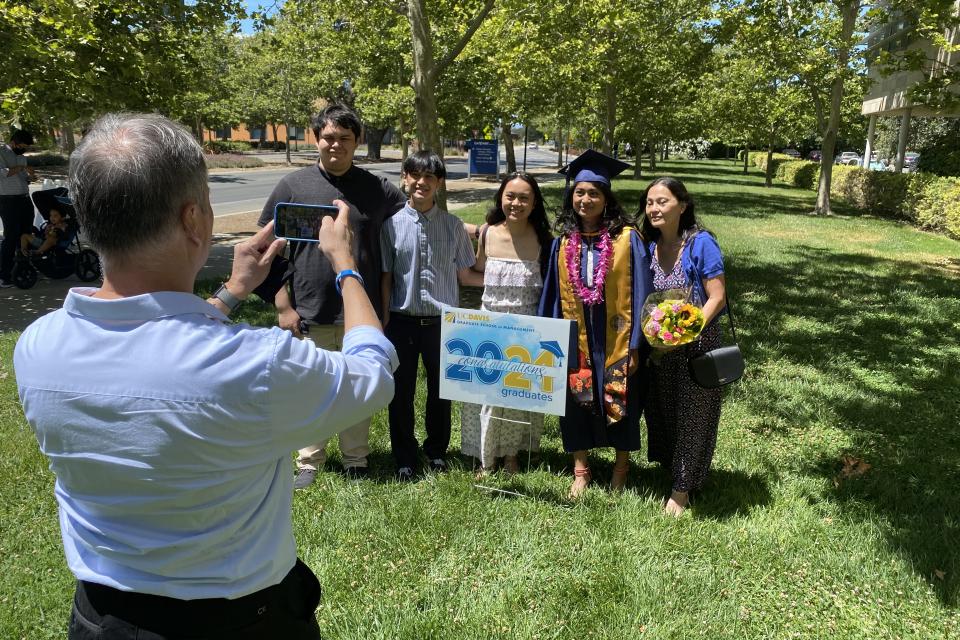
[212,282,243,312]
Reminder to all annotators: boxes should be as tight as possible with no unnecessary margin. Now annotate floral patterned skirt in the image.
[644,321,722,492]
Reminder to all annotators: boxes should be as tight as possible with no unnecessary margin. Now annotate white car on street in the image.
[834,151,861,166]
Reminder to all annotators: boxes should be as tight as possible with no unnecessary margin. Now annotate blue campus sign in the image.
[468,139,498,176]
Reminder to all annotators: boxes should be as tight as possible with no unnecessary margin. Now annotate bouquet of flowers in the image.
[641,288,705,349]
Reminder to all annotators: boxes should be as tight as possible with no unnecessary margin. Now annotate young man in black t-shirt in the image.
[258,104,406,489]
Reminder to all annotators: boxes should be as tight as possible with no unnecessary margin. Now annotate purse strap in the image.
[720,295,738,342]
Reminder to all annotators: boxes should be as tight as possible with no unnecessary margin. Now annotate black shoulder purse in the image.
[688,297,744,388]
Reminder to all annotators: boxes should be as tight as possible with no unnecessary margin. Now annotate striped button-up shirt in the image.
[0,144,29,196]
[380,203,475,315]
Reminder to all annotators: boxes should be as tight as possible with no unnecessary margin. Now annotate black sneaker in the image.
[396,466,415,482]
[428,458,448,473]
[343,466,369,480]
[293,468,317,490]
[0,279,13,289]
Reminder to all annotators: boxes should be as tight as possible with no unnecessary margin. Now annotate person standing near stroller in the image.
[1,130,37,287]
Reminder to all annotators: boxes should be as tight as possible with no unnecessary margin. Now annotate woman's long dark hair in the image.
[486,172,552,247]
[555,180,632,238]
[639,176,704,242]
[486,172,553,278]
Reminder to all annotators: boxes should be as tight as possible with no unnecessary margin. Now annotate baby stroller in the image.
[10,187,101,289]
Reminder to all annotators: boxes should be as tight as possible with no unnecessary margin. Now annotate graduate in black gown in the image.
[538,150,654,498]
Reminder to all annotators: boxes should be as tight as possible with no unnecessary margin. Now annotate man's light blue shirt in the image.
[14,288,397,599]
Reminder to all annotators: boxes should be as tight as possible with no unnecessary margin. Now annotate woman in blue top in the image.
[641,177,727,516]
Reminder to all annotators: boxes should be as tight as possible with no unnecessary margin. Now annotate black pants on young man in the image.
[67,559,322,639]
[385,313,451,470]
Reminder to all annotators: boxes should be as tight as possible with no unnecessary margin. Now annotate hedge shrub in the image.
[903,174,960,236]
[204,153,265,169]
[204,140,254,154]
[776,160,820,189]
[26,152,69,167]
[754,154,960,239]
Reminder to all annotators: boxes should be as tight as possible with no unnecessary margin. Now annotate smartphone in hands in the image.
[273,202,339,242]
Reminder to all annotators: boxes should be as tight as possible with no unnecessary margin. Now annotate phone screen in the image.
[273,202,339,242]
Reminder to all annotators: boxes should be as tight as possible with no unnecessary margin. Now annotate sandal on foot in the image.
[568,467,591,499]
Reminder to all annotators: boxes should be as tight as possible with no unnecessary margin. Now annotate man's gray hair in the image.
[69,113,208,258]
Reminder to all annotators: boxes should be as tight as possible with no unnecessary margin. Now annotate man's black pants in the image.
[68,559,322,639]
[0,194,33,281]
[386,314,451,469]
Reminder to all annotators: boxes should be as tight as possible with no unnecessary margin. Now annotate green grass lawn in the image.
[2,159,959,638]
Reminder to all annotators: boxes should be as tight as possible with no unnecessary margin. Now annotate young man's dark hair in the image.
[401,150,447,180]
[9,130,34,146]
[310,104,362,141]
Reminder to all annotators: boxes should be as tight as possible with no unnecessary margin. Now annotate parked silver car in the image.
[834,151,861,166]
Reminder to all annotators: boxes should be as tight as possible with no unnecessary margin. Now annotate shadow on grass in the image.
[729,243,960,605]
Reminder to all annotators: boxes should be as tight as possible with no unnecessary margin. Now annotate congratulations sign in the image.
[439,307,571,416]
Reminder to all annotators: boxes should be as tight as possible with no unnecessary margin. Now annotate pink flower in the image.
[647,321,661,335]
[662,331,674,342]
[651,308,665,322]
[671,303,682,313]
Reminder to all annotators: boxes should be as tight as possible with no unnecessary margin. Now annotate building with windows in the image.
[861,2,959,171]
[202,123,313,149]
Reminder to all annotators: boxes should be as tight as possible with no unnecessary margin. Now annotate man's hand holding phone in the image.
[317,199,357,273]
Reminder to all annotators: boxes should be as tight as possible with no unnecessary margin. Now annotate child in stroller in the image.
[20,205,70,257]
[9,187,100,289]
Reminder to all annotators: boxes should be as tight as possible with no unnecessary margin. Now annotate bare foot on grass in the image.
[664,491,689,517]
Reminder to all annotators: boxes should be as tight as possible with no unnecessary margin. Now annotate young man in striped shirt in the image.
[380,151,484,481]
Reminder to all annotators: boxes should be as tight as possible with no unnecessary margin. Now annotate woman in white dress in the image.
[461,173,553,475]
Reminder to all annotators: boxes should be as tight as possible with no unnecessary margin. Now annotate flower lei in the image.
[564,229,613,305]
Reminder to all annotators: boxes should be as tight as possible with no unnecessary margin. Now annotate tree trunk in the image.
[648,141,657,171]
[765,141,774,187]
[743,145,749,174]
[556,128,564,168]
[62,124,76,153]
[284,123,292,165]
[407,0,442,155]
[661,145,668,161]
[398,113,409,161]
[501,121,516,175]
[271,123,279,151]
[633,134,643,179]
[814,0,860,215]
[194,116,203,144]
[602,80,616,155]
[366,126,387,160]
[259,126,266,149]
[406,0,446,208]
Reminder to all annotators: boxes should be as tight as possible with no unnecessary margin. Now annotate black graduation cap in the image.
[31,187,74,221]
[559,149,631,187]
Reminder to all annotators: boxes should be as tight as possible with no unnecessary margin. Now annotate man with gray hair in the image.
[14,113,397,639]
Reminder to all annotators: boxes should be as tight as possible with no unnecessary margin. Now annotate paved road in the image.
[3,146,564,228]
[210,146,562,219]
[0,146,565,331]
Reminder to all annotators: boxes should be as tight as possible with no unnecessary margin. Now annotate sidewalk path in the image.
[0,168,561,333]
